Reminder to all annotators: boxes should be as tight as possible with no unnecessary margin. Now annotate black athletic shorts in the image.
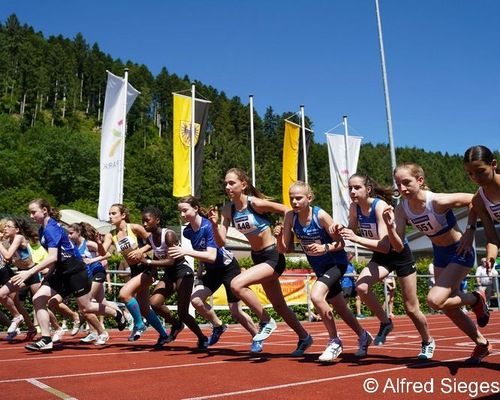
[201,258,241,303]
[371,243,416,277]
[43,258,90,298]
[251,244,286,276]
[316,263,348,300]
[162,261,194,283]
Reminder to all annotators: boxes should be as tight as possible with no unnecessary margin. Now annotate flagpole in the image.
[191,84,195,196]
[375,0,397,186]
[120,68,129,204]
[249,94,256,186]
[343,115,351,176]
[300,105,308,184]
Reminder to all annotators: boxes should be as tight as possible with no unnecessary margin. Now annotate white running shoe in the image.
[318,338,342,362]
[52,328,65,343]
[80,332,98,343]
[417,339,436,359]
[94,331,110,345]
[355,331,373,357]
[253,318,277,341]
[7,315,24,333]
[25,338,53,352]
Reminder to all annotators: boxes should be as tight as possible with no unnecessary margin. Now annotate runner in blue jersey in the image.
[141,206,206,350]
[385,163,491,364]
[168,196,260,347]
[211,168,312,355]
[277,181,372,362]
[338,174,435,359]
[12,199,127,352]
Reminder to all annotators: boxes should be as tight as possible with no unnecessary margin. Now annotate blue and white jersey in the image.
[231,197,271,236]
[356,198,381,240]
[183,217,233,269]
[77,239,93,259]
[478,187,500,223]
[292,206,347,273]
[402,192,457,238]
[39,218,81,261]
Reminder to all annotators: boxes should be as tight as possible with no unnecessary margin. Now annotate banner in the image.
[172,93,210,197]
[326,133,362,227]
[97,71,139,221]
[211,274,314,306]
[282,120,312,208]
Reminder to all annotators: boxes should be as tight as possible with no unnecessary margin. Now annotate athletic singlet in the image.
[402,191,457,238]
[147,228,169,259]
[356,198,381,240]
[111,224,139,256]
[183,217,233,269]
[478,187,500,223]
[40,218,81,261]
[77,239,93,259]
[292,206,347,269]
[11,238,34,269]
[231,196,270,236]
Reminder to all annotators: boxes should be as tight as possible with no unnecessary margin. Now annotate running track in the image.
[1,313,499,400]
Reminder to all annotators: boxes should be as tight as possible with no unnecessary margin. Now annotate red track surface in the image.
[1,312,498,400]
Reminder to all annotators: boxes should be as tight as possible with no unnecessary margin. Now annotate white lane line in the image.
[26,378,78,400]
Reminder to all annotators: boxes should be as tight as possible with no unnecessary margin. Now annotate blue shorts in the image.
[432,242,475,268]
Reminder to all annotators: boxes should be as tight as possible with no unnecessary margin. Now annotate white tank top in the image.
[478,187,500,222]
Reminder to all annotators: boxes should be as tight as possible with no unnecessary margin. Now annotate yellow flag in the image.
[172,93,209,197]
[282,120,300,207]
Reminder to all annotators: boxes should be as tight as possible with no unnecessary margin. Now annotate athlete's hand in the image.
[207,206,219,225]
[382,206,395,226]
[339,228,358,243]
[168,245,186,259]
[273,223,283,238]
[329,224,344,235]
[10,271,31,287]
[304,243,325,255]
[457,229,474,256]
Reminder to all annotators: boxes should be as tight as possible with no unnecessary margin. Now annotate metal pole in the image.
[375,0,397,184]
[191,84,196,196]
[300,105,308,184]
[249,95,256,186]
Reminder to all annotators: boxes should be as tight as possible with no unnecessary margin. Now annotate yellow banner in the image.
[173,94,198,197]
[211,275,313,306]
[282,121,300,207]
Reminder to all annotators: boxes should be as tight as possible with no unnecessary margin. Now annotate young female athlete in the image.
[338,174,435,359]
[277,181,372,362]
[12,199,126,351]
[383,163,491,364]
[141,206,207,350]
[210,168,312,355]
[169,196,258,347]
[460,145,500,268]
[98,204,168,343]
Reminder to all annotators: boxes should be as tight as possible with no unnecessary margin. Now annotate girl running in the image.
[338,174,435,359]
[384,163,491,364]
[211,168,312,355]
[169,197,258,347]
[277,181,372,362]
[12,199,126,352]
[140,206,206,350]
[98,204,168,343]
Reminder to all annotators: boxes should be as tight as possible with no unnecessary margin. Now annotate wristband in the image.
[324,244,329,253]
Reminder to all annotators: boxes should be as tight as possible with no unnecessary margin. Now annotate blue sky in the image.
[1,1,499,155]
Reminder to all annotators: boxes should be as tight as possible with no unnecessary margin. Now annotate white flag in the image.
[326,133,362,227]
[97,71,139,221]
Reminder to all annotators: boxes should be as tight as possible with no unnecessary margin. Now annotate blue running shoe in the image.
[208,324,227,346]
[251,339,263,353]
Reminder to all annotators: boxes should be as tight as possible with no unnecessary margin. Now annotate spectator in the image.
[341,253,365,319]
[476,258,499,306]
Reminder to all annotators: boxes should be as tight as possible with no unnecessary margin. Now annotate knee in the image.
[48,297,59,309]
[191,296,205,309]
[119,289,130,303]
[310,293,323,308]
[355,283,370,297]
[427,291,445,310]
[150,299,162,311]
[230,280,242,295]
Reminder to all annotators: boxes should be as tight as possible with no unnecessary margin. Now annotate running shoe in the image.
[115,310,128,331]
[80,332,98,343]
[197,336,208,350]
[25,338,53,352]
[154,335,170,350]
[253,318,277,341]
[465,341,492,364]
[291,334,313,357]
[471,291,490,328]
[250,340,264,353]
[94,331,110,345]
[128,324,147,341]
[6,328,20,343]
[355,330,373,357]
[374,319,393,345]
[71,316,84,336]
[7,315,24,333]
[208,324,228,346]
[166,322,185,343]
[318,338,342,362]
[356,314,366,319]
[52,328,65,343]
[417,339,436,359]
[25,329,37,342]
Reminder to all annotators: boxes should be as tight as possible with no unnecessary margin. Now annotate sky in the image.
[1,1,499,156]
